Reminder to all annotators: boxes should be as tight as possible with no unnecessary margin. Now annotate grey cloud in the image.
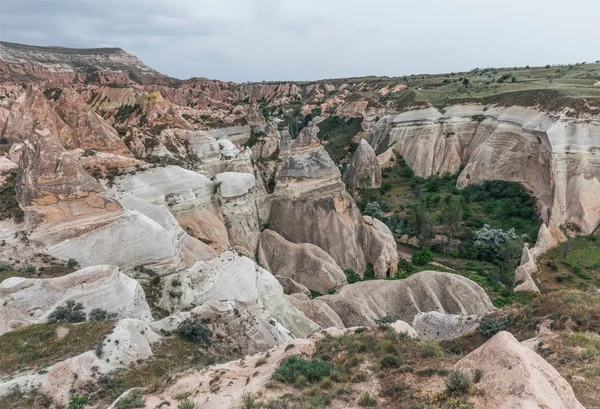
[1,0,599,82]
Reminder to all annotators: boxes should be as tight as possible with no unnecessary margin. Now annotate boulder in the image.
[343,138,382,191]
[390,320,419,339]
[320,271,494,328]
[411,311,480,340]
[455,331,585,409]
[257,229,347,293]
[0,265,152,335]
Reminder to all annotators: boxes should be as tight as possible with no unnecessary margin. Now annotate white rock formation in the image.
[318,271,494,328]
[257,229,347,293]
[159,251,319,338]
[455,331,585,409]
[151,300,292,355]
[377,104,600,238]
[411,311,481,340]
[0,265,152,334]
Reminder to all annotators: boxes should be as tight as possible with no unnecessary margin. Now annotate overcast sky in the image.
[1,0,599,82]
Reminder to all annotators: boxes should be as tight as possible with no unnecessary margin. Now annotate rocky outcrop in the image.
[0,319,160,406]
[318,271,494,328]
[288,293,345,329]
[455,331,585,409]
[159,252,319,338]
[0,265,152,335]
[257,229,347,294]
[377,104,600,237]
[361,216,399,278]
[245,104,266,126]
[152,300,292,355]
[514,243,541,293]
[0,41,172,85]
[53,87,129,154]
[411,311,481,340]
[270,146,398,277]
[2,85,73,144]
[343,138,382,191]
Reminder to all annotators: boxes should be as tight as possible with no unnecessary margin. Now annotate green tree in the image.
[493,237,524,286]
[285,115,299,138]
[410,205,434,248]
[441,197,463,253]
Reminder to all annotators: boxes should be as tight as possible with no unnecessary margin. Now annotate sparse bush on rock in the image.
[47,300,86,324]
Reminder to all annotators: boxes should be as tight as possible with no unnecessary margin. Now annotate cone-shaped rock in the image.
[343,139,382,191]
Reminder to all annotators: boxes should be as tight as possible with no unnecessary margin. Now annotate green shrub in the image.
[0,262,11,272]
[477,317,505,338]
[115,392,145,408]
[358,392,377,406]
[177,318,212,343]
[380,354,401,368]
[150,275,161,285]
[344,268,360,284]
[67,395,89,409]
[412,248,434,266]
[444,369,471,395]
[420,340,444,358]
[272,355,332,384]
[67,258,78,269]
[375,314,399,328]
[242,393,256,409]
[380,182,392,194]
[47,301,86,324]
[88,308,117,322]
[22,265,37,274]
[178,398,195,409]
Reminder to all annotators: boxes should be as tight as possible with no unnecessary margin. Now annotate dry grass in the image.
[0,322,114,375]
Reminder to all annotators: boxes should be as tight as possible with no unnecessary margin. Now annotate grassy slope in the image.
[290,62,600,112]
[0,322,114,375]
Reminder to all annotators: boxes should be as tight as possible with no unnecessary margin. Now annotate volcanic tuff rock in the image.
[257,229,347,294]
[2,85,74,144]
[411,311,481,341]
[0,265,152,335]
[287,293,346,329]
[159,251,319,338]
[151,300,293,355]
[376,104,600,238]
[318,271,494,328]
[270,144,398,277]
[343,138,382,191]
[455,331,585,409]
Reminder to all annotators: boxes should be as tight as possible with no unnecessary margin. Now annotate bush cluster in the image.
[177,318,212,343]
[272,355,332,384]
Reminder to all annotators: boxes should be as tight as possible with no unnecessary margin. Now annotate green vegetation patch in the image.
[0,171,24,223]
[317,116,363,164]
[0,322,114,375]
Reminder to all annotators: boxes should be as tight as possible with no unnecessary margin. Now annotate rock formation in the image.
[318,271,494,327]
[159,251,319,338]
[343,138,382,191]
[257,229,347,294]
[455,331,585,409]
[0,265,152,335]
